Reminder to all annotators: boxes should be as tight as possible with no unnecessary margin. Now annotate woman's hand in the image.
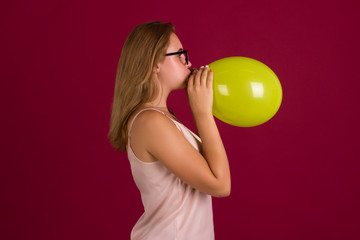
[186,66,213,117]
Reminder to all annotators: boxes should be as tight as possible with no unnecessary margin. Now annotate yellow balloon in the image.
[209,57,282,127]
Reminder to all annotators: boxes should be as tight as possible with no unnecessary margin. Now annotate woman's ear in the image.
[153,64,160,74]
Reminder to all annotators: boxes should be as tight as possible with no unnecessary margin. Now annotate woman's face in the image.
[156,33,192,91]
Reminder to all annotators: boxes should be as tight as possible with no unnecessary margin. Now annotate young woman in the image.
[109,21,231,240]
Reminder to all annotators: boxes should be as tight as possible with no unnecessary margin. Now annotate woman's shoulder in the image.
[128,107,177,134]
[127,107,182,161]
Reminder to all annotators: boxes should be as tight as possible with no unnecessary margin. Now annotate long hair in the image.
[109,21,175,151]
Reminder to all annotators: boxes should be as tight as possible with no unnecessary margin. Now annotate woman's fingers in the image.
[187,70,194,87]
[206,68,213,89]
[200,65,209,86]
[194,67,202,87]
[187,69,197,88]
[191,66,209,87]
[188,65,212,89]
[186,65,214,116]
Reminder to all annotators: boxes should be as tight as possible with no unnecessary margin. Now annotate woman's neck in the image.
[146,90,170,109]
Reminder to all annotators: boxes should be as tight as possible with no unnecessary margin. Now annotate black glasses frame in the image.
[165,50,188,65]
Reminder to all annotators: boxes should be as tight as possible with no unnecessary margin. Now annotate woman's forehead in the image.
[167,33,183,51]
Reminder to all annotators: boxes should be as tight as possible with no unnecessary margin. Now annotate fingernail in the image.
[200,66,204,68]
[205,65,209,68]
[210,69,213,72]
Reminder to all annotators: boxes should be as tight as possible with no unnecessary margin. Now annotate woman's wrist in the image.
[193,110,214,122]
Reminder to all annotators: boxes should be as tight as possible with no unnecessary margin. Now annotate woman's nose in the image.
[187,60,192,68]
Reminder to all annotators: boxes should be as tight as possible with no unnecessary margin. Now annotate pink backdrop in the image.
[2,0,360,239]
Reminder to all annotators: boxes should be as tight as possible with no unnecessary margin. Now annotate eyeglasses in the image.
[165,50,188,65]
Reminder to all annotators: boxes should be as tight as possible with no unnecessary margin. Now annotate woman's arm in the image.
[132,66,230,197]
[186,66,231,197]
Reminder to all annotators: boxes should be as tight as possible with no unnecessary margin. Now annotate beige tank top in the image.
[127,108,214,240]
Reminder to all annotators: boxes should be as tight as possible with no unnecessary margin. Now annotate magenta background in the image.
[1,0,360,239]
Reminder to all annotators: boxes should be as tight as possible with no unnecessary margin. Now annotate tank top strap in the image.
[128,108,182,141]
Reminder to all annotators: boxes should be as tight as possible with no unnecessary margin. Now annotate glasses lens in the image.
[184,50,188,65]
[165,51,188,65]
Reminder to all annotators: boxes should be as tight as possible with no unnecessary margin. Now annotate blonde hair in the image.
[109,21,175,151]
